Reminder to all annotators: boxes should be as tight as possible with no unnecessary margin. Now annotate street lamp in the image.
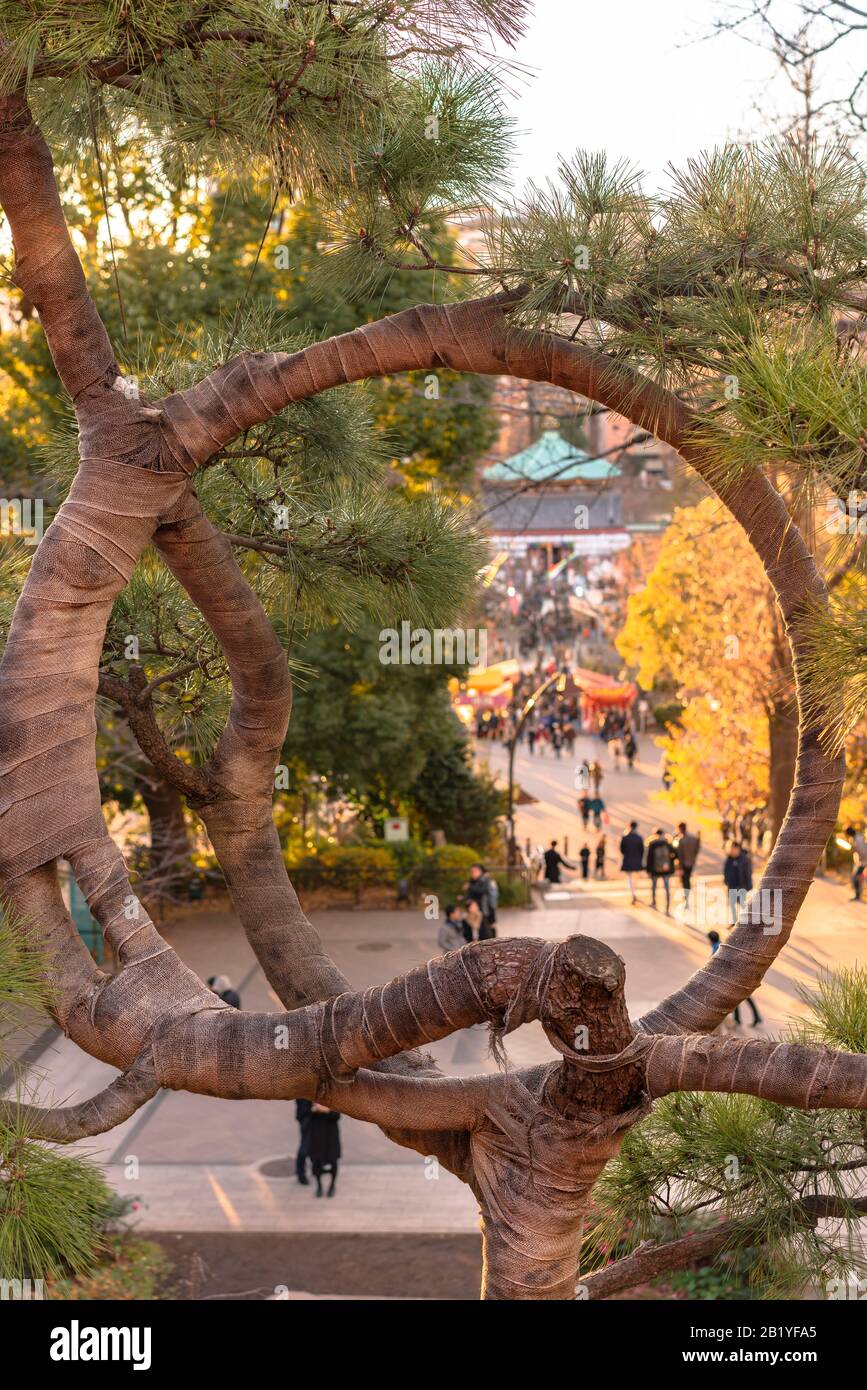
[506,669,566,866]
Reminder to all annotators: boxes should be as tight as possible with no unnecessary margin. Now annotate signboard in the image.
[384,817,409,842]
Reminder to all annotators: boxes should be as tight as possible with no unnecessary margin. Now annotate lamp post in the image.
[506,669,567,865]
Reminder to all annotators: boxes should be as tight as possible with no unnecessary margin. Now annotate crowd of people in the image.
[719,804,769,856]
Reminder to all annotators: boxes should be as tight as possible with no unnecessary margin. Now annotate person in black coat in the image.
[295,1098,312,1184]
[464,863,497,935]
[723,840,753,926]
[543,840,575,884]
[619,821,644,904]
[308,1103,341,1197]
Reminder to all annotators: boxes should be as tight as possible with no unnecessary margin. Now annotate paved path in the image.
[8,727,866,1238]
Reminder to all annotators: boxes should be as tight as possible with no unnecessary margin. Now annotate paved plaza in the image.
[11,730,867,1242]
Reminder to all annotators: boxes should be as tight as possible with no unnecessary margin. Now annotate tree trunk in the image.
[768,701,799,847]
[138,776,192,892]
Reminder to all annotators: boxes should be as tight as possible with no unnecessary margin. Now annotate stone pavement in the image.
[7,732,867,1238]
[12,871,867,1238]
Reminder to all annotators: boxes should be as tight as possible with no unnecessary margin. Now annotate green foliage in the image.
[286,843,394,897]
[414,843,481,899]
[281,621,474,818]
[409,740,507,850]
[0,905,52,1051]
[0,2,520,199]
[0,1124,116,1282]
[0,542,33,661]
[799,584,867,753]
[586,967,867,1299]
[47,1232,170,1301]
[467,141,867,409]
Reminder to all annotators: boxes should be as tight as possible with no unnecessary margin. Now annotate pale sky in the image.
[496,0,866,195]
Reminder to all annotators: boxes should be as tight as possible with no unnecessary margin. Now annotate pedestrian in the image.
[646,828,675,914]
[551,726,562,759]
[207,974,241,1009]
[590,760,603,794]
[624,729,637,769]
[308,1102,341,1198]
[845,825,867,901]
[588,794,605,829]
[723,840,753,925]
[672,821,701,910]
[437,904,468,952]
[578,792,590,829]
[579,843,591,879]
[543,839,575,884]
[707,928,761,1023]
[619,820,645,904]
[464,863,497,937]
[294,1098,312,1185]
[594,834,607,879]
[611,737,621,771]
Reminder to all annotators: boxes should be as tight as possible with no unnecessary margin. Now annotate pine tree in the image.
[0,4,866,1300]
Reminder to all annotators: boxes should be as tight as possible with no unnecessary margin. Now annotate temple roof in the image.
[483,429,622,484]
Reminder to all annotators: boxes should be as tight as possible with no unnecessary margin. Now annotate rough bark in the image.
[0,87,862,1300]
[138,775,193,891]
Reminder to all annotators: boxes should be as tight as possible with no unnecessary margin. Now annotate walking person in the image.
[723,840,753,926]
[707,931,762,1026]
[590,760,603,795]
[594,834,607,879]
[308,1103,341,1198]
[588,794,605,830]
[464,863,497,936]
[672,821,701,911]
[845,825,867,901]
[578,792,590,830]
[624,729,637,770]
[646,828,675,914]
[579,843,591,880]
[619,821,645,905]
[294,1098,312,1185]
[543,839,575,884]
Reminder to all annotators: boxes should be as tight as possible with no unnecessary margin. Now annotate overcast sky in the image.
[496,0,866,195]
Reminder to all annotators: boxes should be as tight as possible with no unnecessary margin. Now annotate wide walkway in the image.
[8,727,866,1240]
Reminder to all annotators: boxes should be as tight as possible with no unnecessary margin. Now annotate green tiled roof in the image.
[483,429,622,483]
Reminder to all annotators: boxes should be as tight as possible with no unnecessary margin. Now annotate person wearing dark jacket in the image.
[723,840,753,926]
[464,863,497,936]
[543,840,575,884]
[619,822,644,904]
[645,829,675,914]
[709,926,761,1026]
[308,1103,341,1197]
[294,1098,313,1184]
[672,822,701,911]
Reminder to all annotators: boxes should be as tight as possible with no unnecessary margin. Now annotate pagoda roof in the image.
[483,429,622,484]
